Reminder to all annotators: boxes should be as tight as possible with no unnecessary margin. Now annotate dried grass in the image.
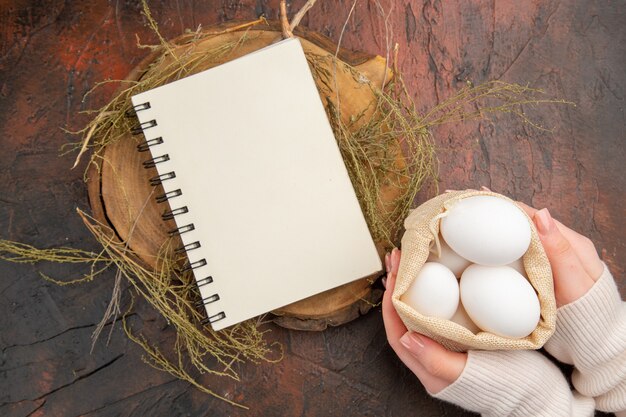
[0,1,571,408]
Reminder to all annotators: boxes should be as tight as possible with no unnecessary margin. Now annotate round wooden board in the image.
[87,21,403,331]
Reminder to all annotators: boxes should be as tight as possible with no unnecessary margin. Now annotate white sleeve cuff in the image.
[544,264,626,412]
[434,350,595,417]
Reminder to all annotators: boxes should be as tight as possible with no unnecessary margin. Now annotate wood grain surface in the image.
[88,25,396,330]
[1,1,623,416]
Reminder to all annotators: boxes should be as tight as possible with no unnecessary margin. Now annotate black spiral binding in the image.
[168,223,195,236]
[162,206,189,221]
[149,172,176,186]
[181,258,207,271]
[196,294,220,307]
[143,154,170,169]
[175,240,200,253]
[201,312,226,326]
[137,137,163,152]
[126,102,151,117]
[155,188,181,203]
[196,276,213,286]
[131,119,157,135]
[132,100,226,326]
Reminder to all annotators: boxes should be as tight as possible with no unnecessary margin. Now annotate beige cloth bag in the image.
[392,190,556,352]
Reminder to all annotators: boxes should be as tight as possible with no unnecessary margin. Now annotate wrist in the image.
[555,269,597,307]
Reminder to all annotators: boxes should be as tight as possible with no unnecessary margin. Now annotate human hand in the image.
[517,202,604,307]
[381,248,600,415]
[518,201,626,415]
[382,249,467,394]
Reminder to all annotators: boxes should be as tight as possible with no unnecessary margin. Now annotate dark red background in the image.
[1,1,624,416]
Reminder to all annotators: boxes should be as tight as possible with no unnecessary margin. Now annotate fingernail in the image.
[481,186,491,192]
[400,332,425,350]
[381,277,387,288]
[385,253,391,271]
[410,333,425,347]
[390,248,400,269]
[535,208,554,234]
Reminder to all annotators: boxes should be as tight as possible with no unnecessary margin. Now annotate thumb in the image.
[533,208,595,306]
[399,332,466,394]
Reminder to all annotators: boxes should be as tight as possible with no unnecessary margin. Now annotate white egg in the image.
[428,235,472,277]
[450,302,481,333]
[508,257,528,278]
[441,195,531,266]
[401,262,459,319]
[460,265,540,339]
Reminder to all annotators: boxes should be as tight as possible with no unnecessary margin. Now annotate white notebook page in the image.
[131,38,381,330]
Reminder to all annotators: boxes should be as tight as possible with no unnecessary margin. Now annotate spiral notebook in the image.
[131,38,381,330]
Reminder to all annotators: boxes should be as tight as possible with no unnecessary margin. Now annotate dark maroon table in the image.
[1,1,623,416]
